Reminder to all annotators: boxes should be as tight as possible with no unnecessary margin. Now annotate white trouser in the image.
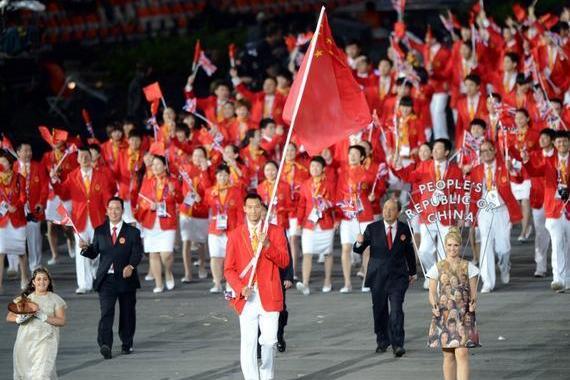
[239,289,279,380]
[478,206,511,290]
[7,254,19,271]
[430,92,449,139]
[26,221,42,271]
[75,218,97,290]
[532,207,550,274]
[545,215,570,287]
[418,223,450,273]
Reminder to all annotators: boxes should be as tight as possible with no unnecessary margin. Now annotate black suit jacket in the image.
[353,220,417,290]
[81,221,143,293]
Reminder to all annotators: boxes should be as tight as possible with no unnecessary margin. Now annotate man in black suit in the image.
[80,197,143,359]
[353,199,417,357]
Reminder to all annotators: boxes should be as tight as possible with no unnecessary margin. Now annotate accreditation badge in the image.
[157,201,168,218]
[0,201,8,217]
[216,214,228,230]
[308,208,320,223]
[183,192,197,206]
[431,189,445,206]
[484,189,500,209]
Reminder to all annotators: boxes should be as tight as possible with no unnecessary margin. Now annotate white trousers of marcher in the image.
[430,92,449,139]
[26,221,42,271]
[7,254,19,271]
[418,223,450,273]
[239,289,279,380]
[478,206,511,290]
[545,215,570,287]
[532,207,550,274]
[75,217,97,290]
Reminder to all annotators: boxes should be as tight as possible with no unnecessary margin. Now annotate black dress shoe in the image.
[375,344,389,353]
[277,339,286,352]
[100,345,112,359]
[121,347,133,355]
[393,346,406,357]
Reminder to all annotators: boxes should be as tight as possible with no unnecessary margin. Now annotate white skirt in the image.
[511,179,531,201]
[301,227,334,255]
[208,233,228,258]
[45,197,71,222]
[179,215,208,243]
[0,220,26,255]
[288,217,301,237]
[143,218,175,253]
[340,219,373,245]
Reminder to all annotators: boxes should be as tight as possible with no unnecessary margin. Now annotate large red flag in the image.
[143,82,163,102]
[282,11,371,156]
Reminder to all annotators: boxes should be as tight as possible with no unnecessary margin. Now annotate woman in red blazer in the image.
[0,153,29,291]
[257,161,291,230]
[204,164,244,293]
[136,153,182,293]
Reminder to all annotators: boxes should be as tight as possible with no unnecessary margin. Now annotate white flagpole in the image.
[245,5,326,289]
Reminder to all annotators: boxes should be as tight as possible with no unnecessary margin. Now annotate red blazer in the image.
[335,165,375,222]
[525,153,570,219]
[41,149,78,200]
[112,148,144,201]
[136,174,182,230]
[0,173,27,228]
[364,74,395,114]
[455,94,488,148]
[178,163,212,219]
[235,83,286,125]
[166,139,194,178]
[260,134,285,161]
[469,161,522,224]
[425,44,452,93]
[363,158,388,215]
[13,161,49,221]
[535,44,570,98]
[203,185,244,235]
[240,146,268,185]
[393,159,464,225]
[227,118,256,146]
[297,176,337,230]
[101,139,127,166]
[528,149,553,209]
[282,160,309,212]
[256,180,291,229]
[224,224,290,315]
[53,167,117,232]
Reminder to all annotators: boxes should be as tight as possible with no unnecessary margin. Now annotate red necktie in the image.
[112,226,117,245]
[387,225,393,250]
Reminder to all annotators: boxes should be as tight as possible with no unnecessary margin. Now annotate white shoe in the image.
[198,270,208,279]
[225,284,233,293]
[210,286,222,294]
[339,286,352,294]
[144,274,154,281]
[166,280,175,290]
[481,286,492,293]
[356,271,365,279]
[534,271,546,278]
[500,270,510,284]
[75,288,87,294]
[322,285,332,293]
[317,254,325,263]
[551,282,564,291]
[361,286,371,293]
[296,282,310,296]
[193,260,200,267]
[153,287,164,293]
[68,249,75,258]
[47,258,58,266]
[423,278,429,290]
[20,281,27,290]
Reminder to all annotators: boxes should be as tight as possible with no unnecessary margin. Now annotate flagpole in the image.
[245,5,327,289]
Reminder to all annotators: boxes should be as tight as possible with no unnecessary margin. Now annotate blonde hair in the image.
[445,227,462,246]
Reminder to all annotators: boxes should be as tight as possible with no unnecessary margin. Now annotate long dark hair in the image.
[22,267,54,297]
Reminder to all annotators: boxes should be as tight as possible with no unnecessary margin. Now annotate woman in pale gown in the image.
[6,267,66,379]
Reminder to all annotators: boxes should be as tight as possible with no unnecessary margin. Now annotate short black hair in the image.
[464,74,481,86]
[515,108,530,118]
[378,57,393,67]
[395,77,413,88]
[549,98,563,106]
[399,95,414,108]
[516,73,531,85]
[88,144,101,153]
[310,156,326,168]
[470,118,487,130]
[259,118,276,130]
[554,130,570,140]
[539,128,556,140]
[78,147,91,156]
[348,144,366,158]
[15,142,31,151]
[264,160,278,170]
[433,138,452,153]
[107,196,124,209]
[504,52,519,64]
[128,129,143,139]
[244,192,263,205]
[216,163,230,174]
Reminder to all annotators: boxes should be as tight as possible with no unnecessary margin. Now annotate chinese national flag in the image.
[143,82,163,102]
[283,10,371,156]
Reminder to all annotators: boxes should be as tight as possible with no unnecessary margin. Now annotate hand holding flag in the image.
[56,202,80,236]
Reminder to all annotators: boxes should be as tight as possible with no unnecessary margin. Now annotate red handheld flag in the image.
[143,82,163,103]
[282,11,371,156]
[56,202,80,235]
[150,99,160,116]
[229,43,237,67]
[512,3,527,23]
[193,39,202,69]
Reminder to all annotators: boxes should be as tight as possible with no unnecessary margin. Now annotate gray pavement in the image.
[1,227,569,380]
